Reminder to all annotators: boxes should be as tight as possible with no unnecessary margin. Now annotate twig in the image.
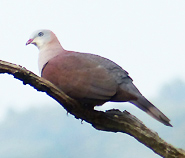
[0,60,184,158]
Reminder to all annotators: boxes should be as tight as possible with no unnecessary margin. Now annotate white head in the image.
[26,29,64,74]
[26,29,61,50]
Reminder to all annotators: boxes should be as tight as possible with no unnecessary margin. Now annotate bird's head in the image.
[26,29,57,50]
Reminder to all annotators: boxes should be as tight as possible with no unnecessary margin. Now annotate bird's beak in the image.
[26,39,34,45]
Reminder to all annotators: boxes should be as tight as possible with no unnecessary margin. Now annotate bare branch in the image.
[0,60,184,158]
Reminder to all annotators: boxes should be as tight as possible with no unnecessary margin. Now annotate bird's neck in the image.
[38,42,65,75]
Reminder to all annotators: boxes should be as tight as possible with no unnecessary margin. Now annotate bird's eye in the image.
[38,32,44,36]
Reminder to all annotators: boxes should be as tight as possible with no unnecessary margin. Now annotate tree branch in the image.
[0,60,184,158]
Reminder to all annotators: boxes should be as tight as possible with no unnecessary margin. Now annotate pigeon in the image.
[26,29,172,126]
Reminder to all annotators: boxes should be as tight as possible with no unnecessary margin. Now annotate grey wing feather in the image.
[81,53,132,83]
[78,53,172,126]
[130,97,172,126]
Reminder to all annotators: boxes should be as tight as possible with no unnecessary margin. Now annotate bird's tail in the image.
[130,97,172,127]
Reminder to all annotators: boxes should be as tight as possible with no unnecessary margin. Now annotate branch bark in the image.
[0,60,184,158]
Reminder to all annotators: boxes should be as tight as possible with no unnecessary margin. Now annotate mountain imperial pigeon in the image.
[26,29,172,127]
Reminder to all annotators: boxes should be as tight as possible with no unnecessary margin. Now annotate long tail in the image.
[130,97,172,127]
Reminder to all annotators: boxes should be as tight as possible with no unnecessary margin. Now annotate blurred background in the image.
[0,1,185,157]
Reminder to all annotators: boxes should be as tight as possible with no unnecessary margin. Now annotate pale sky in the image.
[0,0,185,114]
[0,1,185,157]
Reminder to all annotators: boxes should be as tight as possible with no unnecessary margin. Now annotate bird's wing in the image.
[79,52,139,101]
[41,52,119,101]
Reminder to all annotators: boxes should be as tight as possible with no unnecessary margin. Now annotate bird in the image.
[26,29,172,127]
